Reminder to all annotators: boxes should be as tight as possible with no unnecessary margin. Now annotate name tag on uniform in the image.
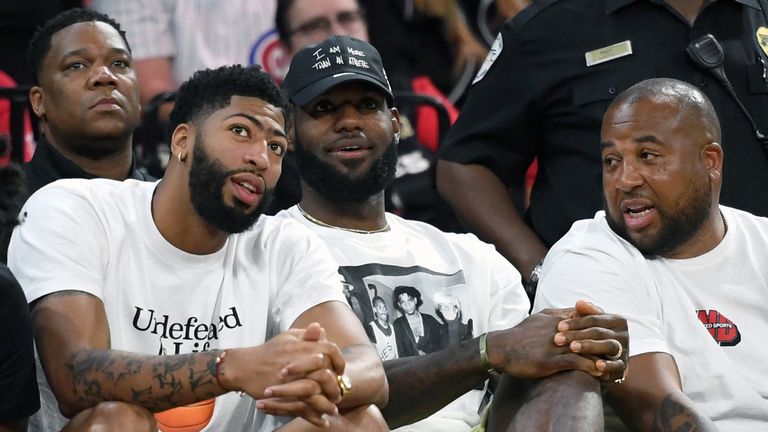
[585,40,633,67]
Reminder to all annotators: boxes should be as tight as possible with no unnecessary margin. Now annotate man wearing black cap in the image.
[279,35,629,431]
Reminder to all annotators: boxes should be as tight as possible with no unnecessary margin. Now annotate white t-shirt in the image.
[9,179,347,432]
[534,207,768,431]
[278,206,530,431]
[89,0,290,84]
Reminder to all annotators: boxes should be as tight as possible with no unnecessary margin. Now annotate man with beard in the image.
[534,78,768,431]
[8,64,387,431]
[279,35,630,431]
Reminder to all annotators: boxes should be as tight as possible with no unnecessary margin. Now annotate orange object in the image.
[154,398,215,432]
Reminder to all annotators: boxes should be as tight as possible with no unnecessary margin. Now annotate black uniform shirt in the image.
[23,135,153,197]
[440,0,768,246]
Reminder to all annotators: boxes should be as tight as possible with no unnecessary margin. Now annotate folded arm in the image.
[33,291,225,417]
[380,301,627,428]
[34,291,348,425]
[256,301,388,427]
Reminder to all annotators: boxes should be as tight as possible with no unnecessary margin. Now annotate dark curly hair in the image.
[28,8,131,85]
[393,285,423,313]
[168,64,291,139]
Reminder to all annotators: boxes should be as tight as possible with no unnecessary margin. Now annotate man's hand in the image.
[487,301,628,381]
[554,300,628,382]
[223,323,345,428]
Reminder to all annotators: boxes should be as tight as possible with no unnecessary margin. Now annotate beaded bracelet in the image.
[214,350,228,390]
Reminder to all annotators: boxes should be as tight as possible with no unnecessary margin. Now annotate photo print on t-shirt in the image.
[338,263,473,361]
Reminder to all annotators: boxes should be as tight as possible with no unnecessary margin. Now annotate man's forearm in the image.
[650,393,717,432]
[381,337,488,428]
[339,344,388,409]
[63,348,224,416]
[607,390,718,432]
[436,161,547,278]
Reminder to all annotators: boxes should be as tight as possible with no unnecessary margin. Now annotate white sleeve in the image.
[533,244,670,358]
[89,0,175,60]
[486,246,530,331]
[8,186,108,304]
[267,222,347,332]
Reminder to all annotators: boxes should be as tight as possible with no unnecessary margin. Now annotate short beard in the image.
[188,138,272,234]
[605,171,712,257]
[294,134,397,203]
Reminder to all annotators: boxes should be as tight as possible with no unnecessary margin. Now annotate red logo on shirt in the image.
[696,309,741,346]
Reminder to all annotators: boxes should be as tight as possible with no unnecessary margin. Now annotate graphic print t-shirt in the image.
[9,179,347,432]
[279,206,529,431]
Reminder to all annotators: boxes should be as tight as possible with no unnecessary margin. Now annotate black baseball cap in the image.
[283,35,394,106]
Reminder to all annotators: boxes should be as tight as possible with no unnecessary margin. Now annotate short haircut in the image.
[275,0,297,46]
[168,64,291,139]
[28,8,131,85]
[371,296,385,308]
[608,78,722,142]
[393,285,423,312]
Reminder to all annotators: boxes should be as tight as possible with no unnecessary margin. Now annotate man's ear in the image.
[390,107,401,143]
[288,126,296,152]
[29,86,45,119]
[702,142,724,180]
[170,123,194,161]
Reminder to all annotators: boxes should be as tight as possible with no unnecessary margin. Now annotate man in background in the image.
[24,8,151,196]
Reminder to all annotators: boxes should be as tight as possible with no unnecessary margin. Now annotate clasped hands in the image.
[486,300,629,383]
[221,322,346,427]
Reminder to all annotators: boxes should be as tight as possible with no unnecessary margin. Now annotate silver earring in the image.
[393,132,400,145]
[178,152,184,163]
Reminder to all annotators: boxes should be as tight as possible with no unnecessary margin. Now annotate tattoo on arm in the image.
[652,393,712,432]
[67,349,220,412]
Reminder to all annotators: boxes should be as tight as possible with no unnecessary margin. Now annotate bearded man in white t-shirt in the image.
[534,78,768,431]
[9,64,387,431]
[278,35,631,431]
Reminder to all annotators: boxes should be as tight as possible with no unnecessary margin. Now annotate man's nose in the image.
[335,104,363,132]
[616,161,645,192]
[89,65,118,87]
[244,140,270,171]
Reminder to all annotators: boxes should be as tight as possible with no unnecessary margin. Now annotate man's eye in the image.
[314,102,334,113]
[231,125,248,137]
[269,142,285,156]
[361,99,379,110]
[112,59,130,68]
[68,62,86,70]
[640,151,658,160]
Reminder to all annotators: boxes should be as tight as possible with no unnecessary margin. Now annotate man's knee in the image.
[336,404,388,432]
[64,401,157,432]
